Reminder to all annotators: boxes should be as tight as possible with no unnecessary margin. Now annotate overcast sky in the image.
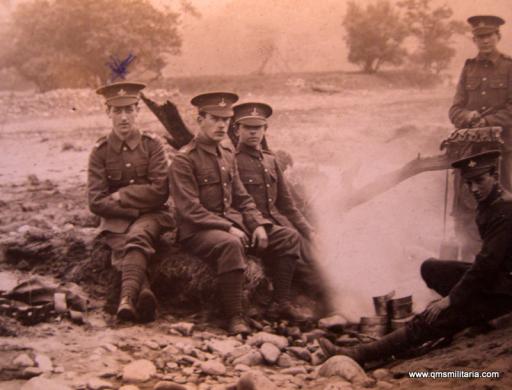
[2,0,512,77]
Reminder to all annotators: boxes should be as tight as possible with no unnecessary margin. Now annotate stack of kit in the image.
[359,291,415,338]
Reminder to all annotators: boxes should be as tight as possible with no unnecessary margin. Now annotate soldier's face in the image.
[473,32,500,54]
[236,124,267,148]
[107,104,139,139]
[465,172,498,202]
[197,113,231,143]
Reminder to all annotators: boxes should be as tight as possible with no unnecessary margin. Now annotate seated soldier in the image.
[169,92,304,335]
[232,102,330,318]
[88,82,174,322]
[319,150,512,366]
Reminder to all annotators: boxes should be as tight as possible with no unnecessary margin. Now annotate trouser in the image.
[181,224,301,318]
[405,258,512,345]
[100,213,165,300]
[180,224,301,275]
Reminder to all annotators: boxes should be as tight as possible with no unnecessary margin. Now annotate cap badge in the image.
[219,98,226,107]
[117,88,127,96]
[468,160,477,168]
[251,107,259,116]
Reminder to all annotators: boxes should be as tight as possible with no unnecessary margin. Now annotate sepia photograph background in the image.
[0,1,511,389]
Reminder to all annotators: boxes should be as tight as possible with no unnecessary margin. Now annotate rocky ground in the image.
[1,73,512,389]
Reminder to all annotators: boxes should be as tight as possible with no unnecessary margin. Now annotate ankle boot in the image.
[117,296,137,321]
[137,276,157,323]
[218,270,251,335]
[319,327,411,365]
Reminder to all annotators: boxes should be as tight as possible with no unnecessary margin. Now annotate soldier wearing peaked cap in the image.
[88,81,174,323]
[233,102,332,319]
[169,93,303,335]
[448,14,512,258]
[319,150,512,366]
[449,15,512,188]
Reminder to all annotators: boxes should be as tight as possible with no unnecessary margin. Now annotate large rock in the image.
[237,370,278,390]
[122,359,157,383]
[317,356,373,386]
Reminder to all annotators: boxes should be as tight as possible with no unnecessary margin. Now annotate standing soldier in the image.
[449,15,512,256]
[169,92,304,335]
[233,102,331,317]
[88,82,174,322]
[319,151,512,366]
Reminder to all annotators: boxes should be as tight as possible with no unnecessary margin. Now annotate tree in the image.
[398,0,467,74]
[1,0,184,91]
[343,1,408,74]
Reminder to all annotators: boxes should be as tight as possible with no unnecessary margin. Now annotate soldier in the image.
[232,102,332,317]
[88,82,174,322]
[169,92,304,335]
[319,150,512,366]
[449,15,512,256]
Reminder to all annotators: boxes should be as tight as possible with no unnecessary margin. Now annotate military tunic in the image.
[449,51,512,130]
[169,136,301,274]
[408,188,512,343]
[235,143,313,237]
[87,129,174,261]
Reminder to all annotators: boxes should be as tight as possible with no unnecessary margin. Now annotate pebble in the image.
[13,353,34,367]
[260,342,281,364]
[227,344,252,361]
[318,356,373,386]
[234,364,251,372]
[53,366,65,373]
[119,386,140,390]
[247,332,289,349]
[372,368,391,381]
[376,381,394,389]
[277,353,293,368]
[287,347,312,362]
[34,354,53,372]
[237,371,278,390]
[233,350,263,366]
[145,340,160,350]
[282,366,307,375]
[207,339,242,358]
[87,378,114,389]
[318,315,348,331]
[20,376,72,390]
[153,381,188,390]
[166,362,179,370]
[171,322,195,336]
[200,360,227,376]
[122,359,157,383]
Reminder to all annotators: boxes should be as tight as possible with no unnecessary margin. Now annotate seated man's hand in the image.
[251,226,269,250]
[229,226,250,248]
[466,110,481,127]
[424,296,450,324]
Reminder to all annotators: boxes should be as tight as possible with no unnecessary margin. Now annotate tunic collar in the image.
[476,50,501,65]
[237,143,263,159]
[196,134,221,156]
[108,129,141,153]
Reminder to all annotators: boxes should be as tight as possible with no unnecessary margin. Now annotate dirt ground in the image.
[1,72,511,389]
